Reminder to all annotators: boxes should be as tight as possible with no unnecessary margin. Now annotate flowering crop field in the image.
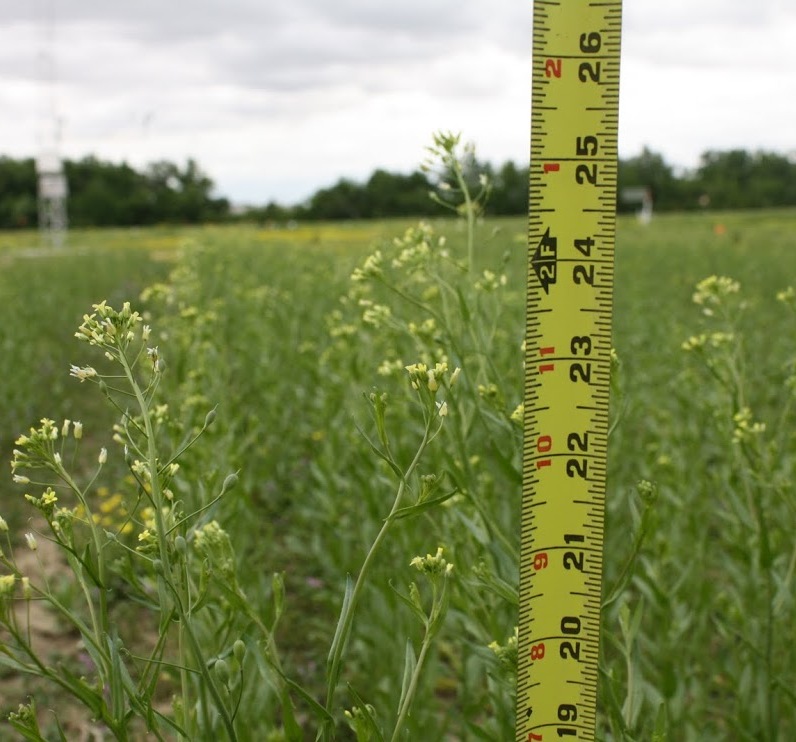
[2,205,796,740]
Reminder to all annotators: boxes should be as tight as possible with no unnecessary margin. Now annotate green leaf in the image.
[58,663,106,718]
[0,653,35,674]
[354,421,402,478]
[391,490,458,521]
[397,639,417,718]
[326,574,354,690]
[651,701,668,741]
[278,685,304,742]
[249,642,302,741]
[284,676,335,726]
[455,286,472,323]
[52,715,69,742]
[346,684,385,742]
[6,722,46,742]
[463,720,496,740]
[272,571,286,625]
[388,580,427,626]
[191,561,213,613]
[156,577,172,634]
[472,570,518,607]
[107,633,125,722]
[486,438,522,484]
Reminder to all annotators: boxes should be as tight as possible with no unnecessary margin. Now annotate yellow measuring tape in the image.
[517,1,622,740]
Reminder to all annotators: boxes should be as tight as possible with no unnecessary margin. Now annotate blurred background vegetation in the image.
[2,146,796,228]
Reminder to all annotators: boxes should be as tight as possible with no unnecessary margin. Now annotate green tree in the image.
[489,160,528,215]
[0,157,37,228]
[618,147,684,211]
[694,150,796,209]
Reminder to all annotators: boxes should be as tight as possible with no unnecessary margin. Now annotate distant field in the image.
[2,210,796,739]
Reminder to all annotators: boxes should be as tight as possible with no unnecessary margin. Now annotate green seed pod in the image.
[174,536,187,557]
[233,639,246,664]
[98,380,109,396]
[204,408,217,428]
[221,472,239,494]
[153,559,164,575]
[214,658,231,686]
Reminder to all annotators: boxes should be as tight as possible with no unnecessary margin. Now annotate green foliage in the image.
[0,156,37,228]
[619,148,796,212]
[0,156,230,229]
[4,153,796,739]
[65,157,230,227]
[5,144,796,229]
[600,211,796,740]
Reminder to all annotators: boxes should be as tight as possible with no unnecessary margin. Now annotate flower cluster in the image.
[11,418,64,473]
[344,704,379,740]
[691,275,741,316]
[350,250,384,282]
[681,331,736,352]
[776,285,795,310]
[75,300,143,352]
[193,520,237,583]
[376,358,405,377]
[410,546,454,577]
[404,361,460,393]
[474,269,507,292]
[488,626,518,673]
[24,486,59,518]
[388,223,443,273]
[732,407,766,444]
[359,300,393,329]
[0,574,16,597]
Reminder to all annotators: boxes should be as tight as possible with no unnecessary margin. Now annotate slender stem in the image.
[391,632,432,742]
[59,468,109,635]
[322,421,433,738]
[452,160,476,274]
[118,350,238,741]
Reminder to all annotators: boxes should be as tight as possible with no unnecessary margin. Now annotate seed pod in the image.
[204,408,217,428]
[221,472,239,494]
[233,639,246,664]
[214,658,231,686]
[174,536,187,557]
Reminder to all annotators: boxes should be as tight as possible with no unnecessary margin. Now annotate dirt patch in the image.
[0,524,149,740]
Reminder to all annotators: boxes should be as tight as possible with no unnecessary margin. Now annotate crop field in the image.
[2,207,796,740]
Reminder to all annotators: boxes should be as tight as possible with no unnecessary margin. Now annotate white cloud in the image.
[0,0,793,202]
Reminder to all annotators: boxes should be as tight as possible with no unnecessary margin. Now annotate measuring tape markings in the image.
[518,1,622,740]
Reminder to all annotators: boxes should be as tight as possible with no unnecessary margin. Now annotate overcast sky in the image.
[1,0,795,205]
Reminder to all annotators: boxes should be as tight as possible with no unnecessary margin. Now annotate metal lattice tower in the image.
[36,150,68,247]
[37,0,68,248]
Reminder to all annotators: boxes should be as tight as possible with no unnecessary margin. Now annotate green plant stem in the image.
[391,635,432,742]
[60,468,109,638]
[119,349,238,742]
[451,160,476,274]
[321,420,434,740]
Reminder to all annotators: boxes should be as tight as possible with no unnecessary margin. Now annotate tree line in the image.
[0,156,230,229]
[1,147,796,229]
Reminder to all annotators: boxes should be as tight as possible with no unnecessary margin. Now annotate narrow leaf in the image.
[397,639,417,716]
[391,490,458,521]
[327,574,354,685]
[388,580,427,626]
[346,683,385,742]
[284,676,335,725]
